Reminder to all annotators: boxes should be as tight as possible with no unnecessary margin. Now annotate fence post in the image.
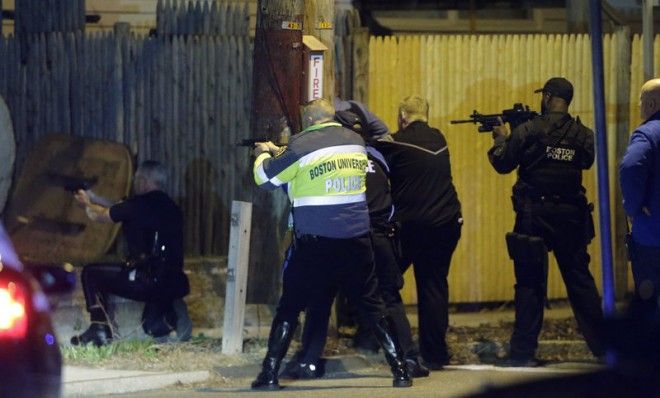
[222,200,253,355]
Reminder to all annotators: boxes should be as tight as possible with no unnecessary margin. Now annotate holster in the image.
[505,232,546,264]
[125,256,163,285]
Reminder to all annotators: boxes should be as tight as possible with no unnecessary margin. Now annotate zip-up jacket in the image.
[253,121,370,238]
[620,110,660,247]
[374,121,461,227]
[366,145,394,227]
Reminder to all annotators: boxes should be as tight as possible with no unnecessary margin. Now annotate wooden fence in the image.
[334,8,369,103]
[156,0,249,36]
[368,32,660,303]
[0,31,253,257]
[14,0,85,34]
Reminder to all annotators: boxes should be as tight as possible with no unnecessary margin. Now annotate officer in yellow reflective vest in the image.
[250,98,412,390]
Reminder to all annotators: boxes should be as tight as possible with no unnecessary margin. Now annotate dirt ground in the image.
[63,303,598,375]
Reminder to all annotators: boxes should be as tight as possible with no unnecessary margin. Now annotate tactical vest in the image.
[517,114,589,198]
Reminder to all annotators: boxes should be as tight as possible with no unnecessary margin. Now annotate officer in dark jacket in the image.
[488,77,604,366]
[374,96,463,370]
[70,160,191,346]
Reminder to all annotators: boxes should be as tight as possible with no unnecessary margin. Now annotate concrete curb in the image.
[62,366,209,397]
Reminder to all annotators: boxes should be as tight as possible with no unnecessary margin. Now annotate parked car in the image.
[0,223,75,398]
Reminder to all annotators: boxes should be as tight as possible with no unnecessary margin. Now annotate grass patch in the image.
[61,339,159,366]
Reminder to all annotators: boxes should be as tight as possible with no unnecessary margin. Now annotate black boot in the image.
[70,323,113,347]
[405,357,430,377]
[173,299,193,342]
[373,316,413,388]
[251,320,297,390]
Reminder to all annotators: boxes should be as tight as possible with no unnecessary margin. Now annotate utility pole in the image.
[247,0,337,304]
[304,0,335,100]
[248,0,304,304]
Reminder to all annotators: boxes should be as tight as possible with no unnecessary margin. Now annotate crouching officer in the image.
[488,77,604,366]
[70,161,192,346]
[250,99,411,390]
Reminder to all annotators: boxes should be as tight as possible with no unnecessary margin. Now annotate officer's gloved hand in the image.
[492,117,509,140]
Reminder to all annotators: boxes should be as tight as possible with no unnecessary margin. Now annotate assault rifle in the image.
[450,103,538,133]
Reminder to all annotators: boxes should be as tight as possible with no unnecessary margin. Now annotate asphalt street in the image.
[101,362,601,398]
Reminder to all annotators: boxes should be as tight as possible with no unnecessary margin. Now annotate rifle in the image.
[450,103,538,133]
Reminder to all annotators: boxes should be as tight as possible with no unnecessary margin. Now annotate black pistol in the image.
[47,173,98,192]
[236,137,271,147]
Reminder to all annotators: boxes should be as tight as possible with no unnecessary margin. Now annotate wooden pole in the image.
[304,0,335,100]
[248,0,304,304]
[222,200,252,355]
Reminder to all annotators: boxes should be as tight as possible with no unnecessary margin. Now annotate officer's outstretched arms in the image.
[74,189,113,223]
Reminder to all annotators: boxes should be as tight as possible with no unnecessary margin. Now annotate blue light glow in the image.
[45,333,55,345]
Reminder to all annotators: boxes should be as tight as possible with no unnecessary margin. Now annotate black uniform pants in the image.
[400,217,462,364]
[81,262,170,324]
[274,234,385,342]
[510,199,604,359]
[629,240,660,317]
[298,228,415,364]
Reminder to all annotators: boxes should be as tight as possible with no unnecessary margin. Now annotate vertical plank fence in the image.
[156,0,249,36]
[334,8,369,103]
[14,0,85,35]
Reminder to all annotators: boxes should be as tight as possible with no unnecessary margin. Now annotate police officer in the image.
[281,99,428,380]
[374,96,462,370]
[250,99,411,390]
[488,77,604,366]
[70,160,191,346]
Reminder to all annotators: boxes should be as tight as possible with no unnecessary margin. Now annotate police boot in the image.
[173,299,193,342]
[70,323,113,347]
[373,316,413,388]
[251,320,297,390]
